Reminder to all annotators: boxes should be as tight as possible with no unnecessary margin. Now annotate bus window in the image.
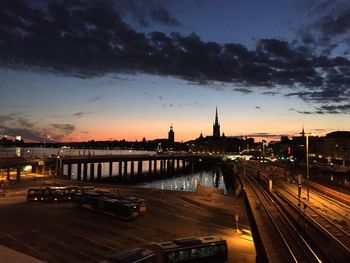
[155,236,227,263]
[198,247,210,258]
[167,252,177,262]
[189,248,198,259]
[177,250,190,261]
[28,190,36,196]
[219,243,227,254]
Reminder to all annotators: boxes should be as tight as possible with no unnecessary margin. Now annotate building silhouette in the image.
[186,108,254,153]
[168,124,174,143]
[213,107,220,137]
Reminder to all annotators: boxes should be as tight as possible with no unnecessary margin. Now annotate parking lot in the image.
[0,187,255,262]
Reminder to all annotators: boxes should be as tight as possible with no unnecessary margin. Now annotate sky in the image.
[1,0,350,142]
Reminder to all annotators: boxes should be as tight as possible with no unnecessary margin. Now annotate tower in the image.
[168,124,174,143]
[213,107,220,138]
[301,126,305,138]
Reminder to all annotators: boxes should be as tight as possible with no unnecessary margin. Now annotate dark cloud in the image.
[51,123,75,133]
[0,116,76,142]
[297,111,313,115]
[319,8,350,40]
[1,0,350,113]
[113,0,181,27]
[297,109,327,115]
[73,112,86,118]
[255,106,261,109]
[17,117,36,127]
[150,4,181,26]
[285,82,350,104]
[233,88,253,94]
[0,125,46,142]
[317,103,350,114]
[0,114,15,123]
[89,96,103,103]
[244,133,286,139]
[261,91,278,96]
[298,1,350,54]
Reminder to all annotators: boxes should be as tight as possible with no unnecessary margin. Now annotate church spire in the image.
[215,107,219,125]
[213,107,220,137]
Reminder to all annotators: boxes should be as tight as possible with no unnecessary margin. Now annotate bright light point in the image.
[23,165,32,172]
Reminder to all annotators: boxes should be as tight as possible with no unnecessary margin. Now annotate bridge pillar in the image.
[77,163,82,181]
[172,158,175,172]
[48,164,53,176]
[90,163,95,180]
[40,165,44,175]
[16,166,21,181]
[176,158,180,171]
[119,162,122,182]
[123,161,128,183]
[42,164,47,175]
[55,159,60,178]
[83,163,88,181]
[7,168,10,180]
[138,161,142,176]
[67,163,72,180]
[109,162,113,179]
[130,161,134,177]
[148,160,152,174]
[60,160,64,178]
[160,160,164,174]
[32,165,36,173]
[97,163,102,180]
[153,160,157,174]
[166,160,171,174]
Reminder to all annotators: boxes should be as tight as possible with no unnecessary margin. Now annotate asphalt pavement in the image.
[0,185,255,263]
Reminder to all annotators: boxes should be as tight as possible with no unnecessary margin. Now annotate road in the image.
[0,186,255,263]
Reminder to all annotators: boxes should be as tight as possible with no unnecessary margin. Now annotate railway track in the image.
[242,168,322,263]
[276,182,350,234]
[235,161,350,262]
[273,184,350,256]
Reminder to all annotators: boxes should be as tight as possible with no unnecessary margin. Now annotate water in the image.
[137,169,227,193]
[0,147,154,158]
[63,160,175,180]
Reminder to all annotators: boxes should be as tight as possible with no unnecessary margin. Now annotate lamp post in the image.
[306,134,309,201]
[305,132,315,201]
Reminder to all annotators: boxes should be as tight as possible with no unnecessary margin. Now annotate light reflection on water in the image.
[137,169,227,193]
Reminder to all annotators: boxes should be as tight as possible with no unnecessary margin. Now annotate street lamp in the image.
[305,132,315,201]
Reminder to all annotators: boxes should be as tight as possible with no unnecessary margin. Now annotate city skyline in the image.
[1,0,350,142]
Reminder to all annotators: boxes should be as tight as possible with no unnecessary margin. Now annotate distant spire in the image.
[215,106,219,125]
[301,126,305,137]
[213,107,220,137]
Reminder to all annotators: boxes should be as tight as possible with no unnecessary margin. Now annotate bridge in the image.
[0,153,221,183]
